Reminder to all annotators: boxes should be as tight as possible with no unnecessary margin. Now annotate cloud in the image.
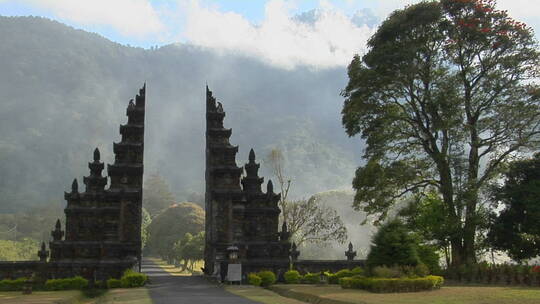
[180,0,375,69]
[22,0,165,38]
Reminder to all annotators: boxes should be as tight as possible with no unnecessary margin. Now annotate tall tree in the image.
[488,153,540,262]
[265,148,291,223]
[287,197,348,247]
[143,173,176,217]
[265,148,347,247]
[341,0,540,266]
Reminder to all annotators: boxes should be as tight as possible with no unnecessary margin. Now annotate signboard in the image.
[226,263,242,282]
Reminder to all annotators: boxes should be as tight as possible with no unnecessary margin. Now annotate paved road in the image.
[142,259,260,304]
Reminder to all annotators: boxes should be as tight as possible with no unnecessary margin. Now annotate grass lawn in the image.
[0,290,84,304]
[0,287,152,304]
[226,285,308,304]
[271,284,540,304]
[92,287,152,304]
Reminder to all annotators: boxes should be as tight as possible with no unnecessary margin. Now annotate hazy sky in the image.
[1,0,539,69]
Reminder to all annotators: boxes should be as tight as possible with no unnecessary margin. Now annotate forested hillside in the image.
[0,16,360,213]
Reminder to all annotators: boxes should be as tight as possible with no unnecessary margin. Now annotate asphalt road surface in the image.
[142,259,260,304]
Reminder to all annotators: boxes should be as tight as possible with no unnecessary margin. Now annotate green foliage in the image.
[172,231,205,272]
[257,271,276,287]
[0,277,27,291]
[146,202,204,261]
[417,244,441,274]
[340,275,444,293]
[488,154,540,262]
[247,273,262,286]
[414,263,430,277]
[106,278,122,289]
[284,270,301,284]
[371,266,403,278]
[342,0,540,266]
[44,276,88,290]
[120,269,148,288]
[367,219,420,268]
[352,267,364,275]
[0,238,40,261]
[302,272,321,284]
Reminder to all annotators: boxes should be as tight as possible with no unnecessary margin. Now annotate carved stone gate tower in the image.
[204,86,291,276]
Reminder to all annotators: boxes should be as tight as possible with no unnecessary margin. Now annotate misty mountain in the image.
[0,16,362,213]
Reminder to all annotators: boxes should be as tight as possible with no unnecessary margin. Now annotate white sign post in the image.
[226,263,242,283]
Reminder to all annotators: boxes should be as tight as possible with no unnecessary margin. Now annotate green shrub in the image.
[120,269,148,288]
[366,219,420,268]
[107,278,122,289]
[335,269,354,278]
[352,267,365,276]
[0,278,27,291]
[44,276,88,290]
[414,263,430,277]
[256,271,276,287]
[339,275,444,293]
[328,274,339,284]
[302,272,320,284]
[372,266,402,278]
[247,273,262,286]
[284,270,301,284]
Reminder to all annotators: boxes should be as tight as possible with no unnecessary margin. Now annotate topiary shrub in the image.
[248,273,262,286]
[0,278,27,291]
[120,269,148,288]
[284,270,301,284]
[302,272,320,284]
[106,278,122,289]
[44,276,88,290]
[352,267,365,276]
[257,271,276,287]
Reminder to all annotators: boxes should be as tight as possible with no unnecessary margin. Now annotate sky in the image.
[1,0,539,69]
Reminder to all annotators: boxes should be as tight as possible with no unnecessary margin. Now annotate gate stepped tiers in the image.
[48,84,146,280]
[0,85,146,281]
[204,87,366,278]
[204,86,291,276]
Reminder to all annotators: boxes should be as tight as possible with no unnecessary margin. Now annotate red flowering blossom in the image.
[533,266,540,273]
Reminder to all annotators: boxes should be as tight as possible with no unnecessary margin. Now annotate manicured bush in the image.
[44,276,88,290]
[107,278,122,289]
[247,273,261,286]
[0,278,27,291]
[339,275,444,293]
[257,271,276,287]
[302,272,320,284]
[284,270,301,284]
[120,269,148,288]
[351,266,365,276]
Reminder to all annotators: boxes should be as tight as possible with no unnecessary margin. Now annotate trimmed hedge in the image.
[120,269,148,288]
[44,276,88,291]
[339,275,444,293]
[248,273,262,286]
[302,272,321,284]
[284,270,301,284]
[0,278,27,291]
[107,278,122,289]
[257,271,276,287]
